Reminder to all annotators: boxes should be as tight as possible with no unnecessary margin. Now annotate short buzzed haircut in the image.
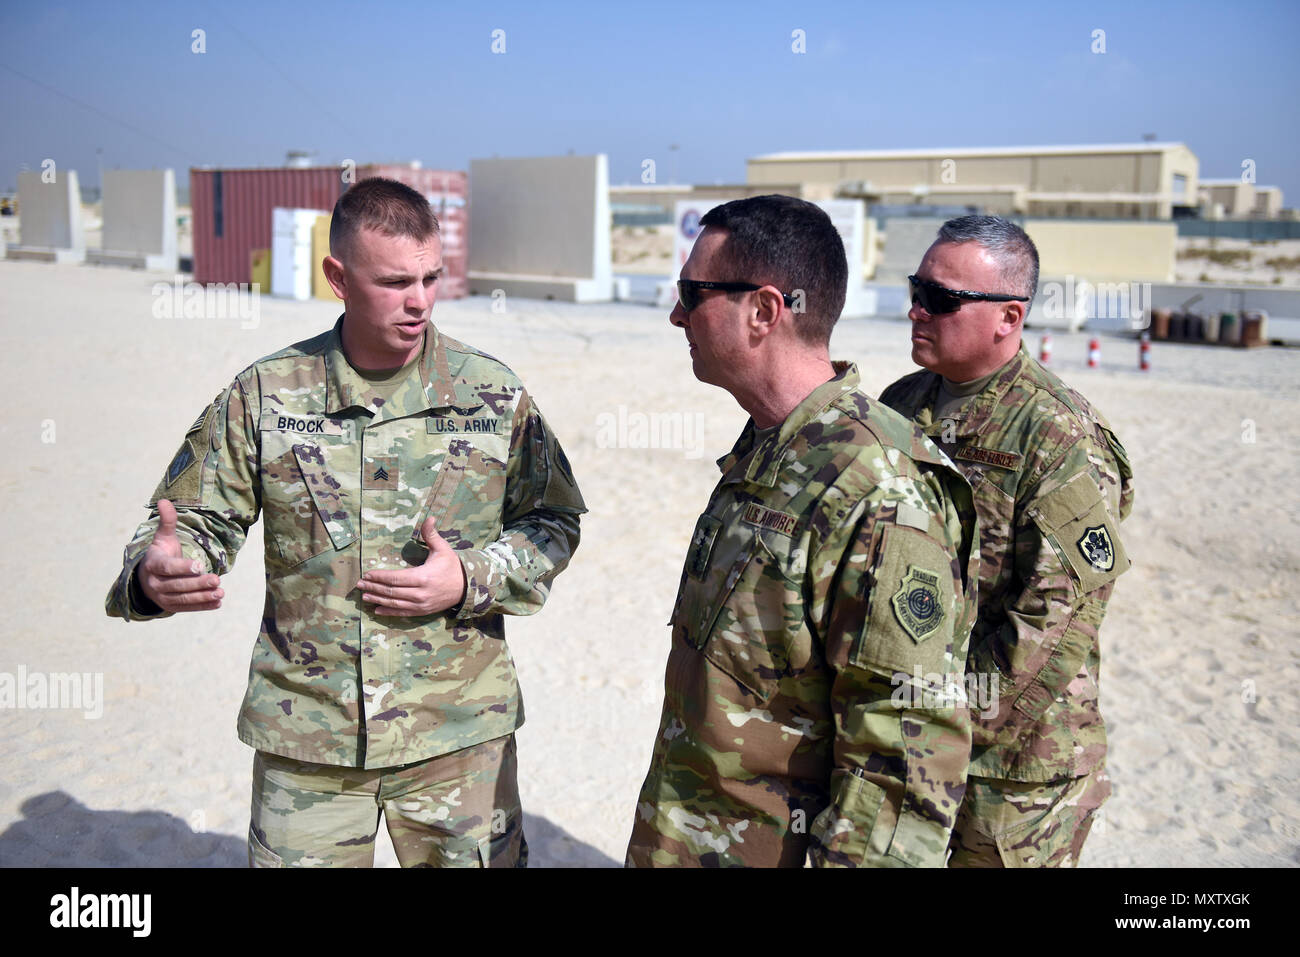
[936,215,1039,303]
[330,177,440,264]
[699,195,848,346]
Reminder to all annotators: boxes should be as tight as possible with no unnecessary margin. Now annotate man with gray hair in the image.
[881,215,1133,867]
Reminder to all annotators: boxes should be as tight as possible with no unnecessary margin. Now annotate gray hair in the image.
[936,215,1039,302]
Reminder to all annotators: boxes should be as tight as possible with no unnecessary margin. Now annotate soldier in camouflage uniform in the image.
[880,216,1133,867]
[105,178,585,867]
[625,196,980,867]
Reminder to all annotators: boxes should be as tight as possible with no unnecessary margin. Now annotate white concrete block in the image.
[468,155,612,302]
[11,169,84,262]
[89,168,178,271]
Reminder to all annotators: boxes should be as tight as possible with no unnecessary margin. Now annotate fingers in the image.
[139,541,224,613]
[420,518,453,555]
[149,572,222,597]
[360,567,423,587]
[157,498,178,539]
[145,554,209,578]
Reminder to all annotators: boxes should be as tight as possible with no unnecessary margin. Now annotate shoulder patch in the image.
[166,443,196,486]
[1076,525,1116,572]
[891,565,947,642]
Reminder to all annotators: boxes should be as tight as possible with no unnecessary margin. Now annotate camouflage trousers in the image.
[247,733,528,868]
[946,767,1111,867]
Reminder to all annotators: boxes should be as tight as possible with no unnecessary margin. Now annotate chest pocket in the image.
[407,425,510,553]
[671,505,806,700]
[260,425,357,568]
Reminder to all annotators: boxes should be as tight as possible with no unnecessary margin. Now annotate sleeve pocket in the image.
[809,769,887,867]
[856,525,958,676]
[1030,472,1130,593]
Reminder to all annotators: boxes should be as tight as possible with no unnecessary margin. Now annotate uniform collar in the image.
[717,360,860,487]
[921,344,1027,437]
[323,315,458,417]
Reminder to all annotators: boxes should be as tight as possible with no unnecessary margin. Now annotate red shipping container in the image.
[191,164,468,298]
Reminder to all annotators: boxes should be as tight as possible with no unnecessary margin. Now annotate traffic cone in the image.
[1139,332,1150,371]
[1039,333,1052,365]
[1088,338,1101,368]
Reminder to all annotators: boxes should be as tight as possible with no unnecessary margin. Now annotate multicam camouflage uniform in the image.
[626,363,979,868]
[881,343,1133,867]
[105,317,585,865]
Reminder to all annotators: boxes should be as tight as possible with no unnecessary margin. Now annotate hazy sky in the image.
[4,0,1298,200]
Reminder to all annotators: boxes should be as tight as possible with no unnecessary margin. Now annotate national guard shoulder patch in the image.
[891,565,946,642]
[1077,525,1115,572]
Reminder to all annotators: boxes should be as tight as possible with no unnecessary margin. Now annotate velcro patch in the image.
[364,455,399,490]
[955,445,1023,470]
[890,565,946,643]
[428,416,501,434]
[260,413,347,437]
[741,503,797,536]
[686,514,722,579]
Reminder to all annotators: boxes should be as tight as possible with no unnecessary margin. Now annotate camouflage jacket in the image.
[880,344,1133,782]
[105,317,586,769]
[626,363,979,868]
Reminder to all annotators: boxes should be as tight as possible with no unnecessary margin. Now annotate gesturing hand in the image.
[360,518,468,617]
[138,499,225,613]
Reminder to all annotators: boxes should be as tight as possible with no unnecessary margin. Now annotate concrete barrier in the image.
[468,154,613,303]
[87,169,177,271]
[7,169,85,263]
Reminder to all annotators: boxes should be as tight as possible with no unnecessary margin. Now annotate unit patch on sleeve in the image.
[166,443,195,487]
[891,565,946,643]
[1076,525,1115,572]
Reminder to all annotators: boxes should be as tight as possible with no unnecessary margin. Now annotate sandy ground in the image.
[1175,236,1300,287]
[0,258,1296,868]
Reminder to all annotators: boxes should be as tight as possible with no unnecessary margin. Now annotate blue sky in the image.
[3,0,1298,200]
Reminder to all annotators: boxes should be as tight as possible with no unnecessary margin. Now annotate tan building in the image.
[1198,179,1284,218]
[609,182,803,217]
[747,143,1201,219]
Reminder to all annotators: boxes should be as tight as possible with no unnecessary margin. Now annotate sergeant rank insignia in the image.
[1077,525,1115,571]
[891,566,945,642]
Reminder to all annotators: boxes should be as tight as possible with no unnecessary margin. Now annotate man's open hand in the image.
[360,518,467,617]
[138,499,225,613]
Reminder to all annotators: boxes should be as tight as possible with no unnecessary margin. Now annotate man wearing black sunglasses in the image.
[626,194,979,867]
[881,216,1134,867]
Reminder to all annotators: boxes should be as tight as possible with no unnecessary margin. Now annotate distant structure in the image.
[189,162,467,295]
[88,168,178,271]
[468,154,614,303]
[747,142,1202,220]
[608,183,804,226]
[7,169,86,263]
[1198,179,1285,219]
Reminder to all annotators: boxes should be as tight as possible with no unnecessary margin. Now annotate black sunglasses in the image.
[908,275,1029,316]
[677,279,796,313]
